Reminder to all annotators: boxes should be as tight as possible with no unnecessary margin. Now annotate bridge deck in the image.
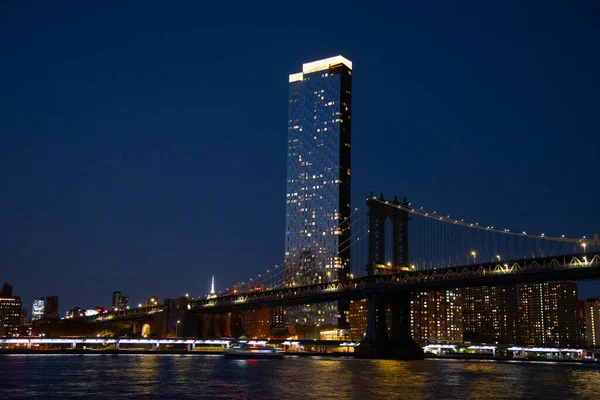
[189,253,600,313]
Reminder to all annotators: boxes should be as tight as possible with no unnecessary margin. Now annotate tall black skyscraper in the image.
[284,56,352,326]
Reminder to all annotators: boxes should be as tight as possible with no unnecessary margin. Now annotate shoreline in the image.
[0,349,352,357]
[424,353,600,365]
[0,349,598,364]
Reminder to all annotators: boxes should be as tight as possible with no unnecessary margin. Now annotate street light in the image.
[176,320,180,337]
[496,255,501,262]
[582,243,587,253]
[470,251,477,264]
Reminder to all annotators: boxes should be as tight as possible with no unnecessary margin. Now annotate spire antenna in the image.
[207,276,217,299]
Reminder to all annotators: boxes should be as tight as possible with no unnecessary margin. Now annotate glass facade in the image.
[284,56,352,326]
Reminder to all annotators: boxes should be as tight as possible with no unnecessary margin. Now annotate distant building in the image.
[119,296,129,310]
[0,283,13,297]
[112,291,121,309]
[112,292,129,311]
[585,298,600,347]
[44,296,59,320]
[284,56,353,326]
[411,290,462,343]
[66,307,85,319]
[348,299,367,340]
[517,282,579,347]
[144,296,159,307]
[0,283,22,337]
[31,298,46,321]
[461,285,518,344]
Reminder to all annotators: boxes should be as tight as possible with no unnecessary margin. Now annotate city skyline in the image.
[1,2,600,311]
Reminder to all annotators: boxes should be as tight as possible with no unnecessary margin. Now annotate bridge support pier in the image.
[355,293,423,360]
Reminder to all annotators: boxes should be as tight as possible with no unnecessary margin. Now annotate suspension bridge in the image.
[90,193,600,359]
[190,193,599,296]
[188,193,599,359]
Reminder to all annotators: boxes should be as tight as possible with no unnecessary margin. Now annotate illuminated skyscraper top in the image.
[285,55,352,295]
[288,56,352,82]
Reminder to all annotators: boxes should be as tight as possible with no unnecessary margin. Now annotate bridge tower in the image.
[367,193,410,275]
[356,193,424,360]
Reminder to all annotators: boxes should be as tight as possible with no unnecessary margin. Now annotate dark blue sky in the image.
[1,1,599,312]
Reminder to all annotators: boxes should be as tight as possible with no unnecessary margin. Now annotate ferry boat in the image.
[224,343,283,359]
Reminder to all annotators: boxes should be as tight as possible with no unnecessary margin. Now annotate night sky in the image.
[1,1,599,313]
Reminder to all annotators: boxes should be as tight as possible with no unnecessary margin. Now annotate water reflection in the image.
[0,355,599,400]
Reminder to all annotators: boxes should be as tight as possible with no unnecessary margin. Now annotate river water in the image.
[1,354,599,399]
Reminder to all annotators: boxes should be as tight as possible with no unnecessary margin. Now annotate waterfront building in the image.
[230,312,243,338]
[517,282,579,347]
[284,55,353,326]
[409,283,580,347]
[0,284,22,337]
[585,298,600,347]
[348,298,368,340]
[411,290,462,343]
[578,300,587,346]
[242,308,272,339]
[20,309,28,326]
[461,285,518,344]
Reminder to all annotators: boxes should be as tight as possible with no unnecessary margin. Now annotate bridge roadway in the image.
[85,252,600,321]
[84,305,164,322]
[189,252,600,313]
